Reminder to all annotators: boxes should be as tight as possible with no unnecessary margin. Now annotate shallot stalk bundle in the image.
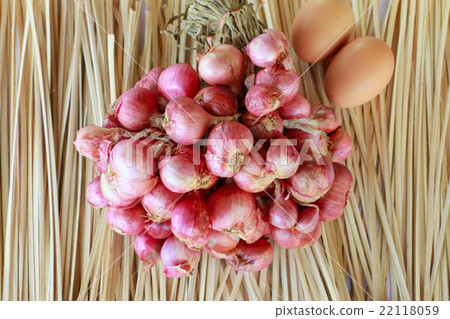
[75,26,354,277]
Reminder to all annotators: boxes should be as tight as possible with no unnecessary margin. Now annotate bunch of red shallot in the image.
[74,28,353,277]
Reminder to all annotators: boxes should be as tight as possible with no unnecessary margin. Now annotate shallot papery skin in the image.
[102,112,121,128]
[159,145,218,193]
[255,68,300,102]
[207,182,256,235]
[141,180,184,222]
[265,136,300,179]
[198,44,245,96]
[234,147,276,193]
[100,169,140,208]
[241,111,284,142]
[145,220,172,239]
[194,86,238,116]
[309,104,340,133]
[278,94,311,119]
[328,130,352,163]
[240,203,271,243]
[158,63,200,100]
[268,189,299,230]
[271,222,323,249]
[135,67,164,94]
[134,231,163,271]
[86,176,108,208]
[287,156,335,204]
[205,230,239,253]
[115,87,158,131]
[106,205,147,236]
[245,29,293,70]
[203,245,236,259]
[170,192,210,244]
[186,227,211,250]
[73,125,123,173]
[109,137,161,198]
[163,97,214,145]
[160,235,201,278]
[285,127,328,157]
[245,84,285,117]
[294,205,320,234]
[316,163,353,221]
[227,239,274,272]
[205,121,254,177]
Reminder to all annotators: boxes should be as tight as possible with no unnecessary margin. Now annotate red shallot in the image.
[106,205,147,236]
[134,231,163,271]
[194,86,238,116]
[158,63,200,100]
[170,192,210,244]
[278,94,311,119]
[241,111,283,142]
[145,220,172,239]
[86,176,108,208]
[245,29,294,70]
[245,84,285,117]
[268,183,298,229]
[198,44,245,96]
[287,156,335,204]
[294,205,320,234]
[141,180,184,222]
[255,68,300,102]
[317,163,353,221]
[159,145,218,193]
[227,239,274,272]
[160,235,201,278]
[265,136,300,179]
[328,130,352,163]
[205,121,254,177]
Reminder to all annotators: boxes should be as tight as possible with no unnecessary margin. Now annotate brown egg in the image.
[291,0,354,63]
[325,36,395,108]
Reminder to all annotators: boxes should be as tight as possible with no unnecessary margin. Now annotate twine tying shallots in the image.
[162,0,266,52]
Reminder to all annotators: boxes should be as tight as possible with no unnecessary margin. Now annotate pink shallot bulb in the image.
[207,182,256,237]
[115,87,159,131]
[163,97,215,145]
[204,230,239,257]
[255,68,300,102]
[245,84,286,117]
[109,137,161,198]
[316,163,353,221]
[268,186,299,229]
[287,156,335,204]
[240,203,270,244]
[205,121,254,177]
[328,130,352,163]
[134,231,163,271]
[227,239,274,272]
[170,192,210,245]
[73,125,123,173]
[159,145,218,193]
[145,220,172,239]
[294,205,320,234]
[158,63,200,100]
[141,180,184,222]
[160,235,201,278]
[245,29,293,70]
[271,222,323,249]
[265,136,300,179]
[135,67,164,94]
[278,94,311,119]
[106,205,147,236]
[100,170,140,208]
[234,147,276,193]
[309,104,340,133]
[198,44,245,96]
[86,176,108,208]
[194,86,238,116]
[241,111,284,142]
[285,127,329,157]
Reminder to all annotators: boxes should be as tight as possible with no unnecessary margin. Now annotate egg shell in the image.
[291,0,354,63]
[325,36,395,108]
